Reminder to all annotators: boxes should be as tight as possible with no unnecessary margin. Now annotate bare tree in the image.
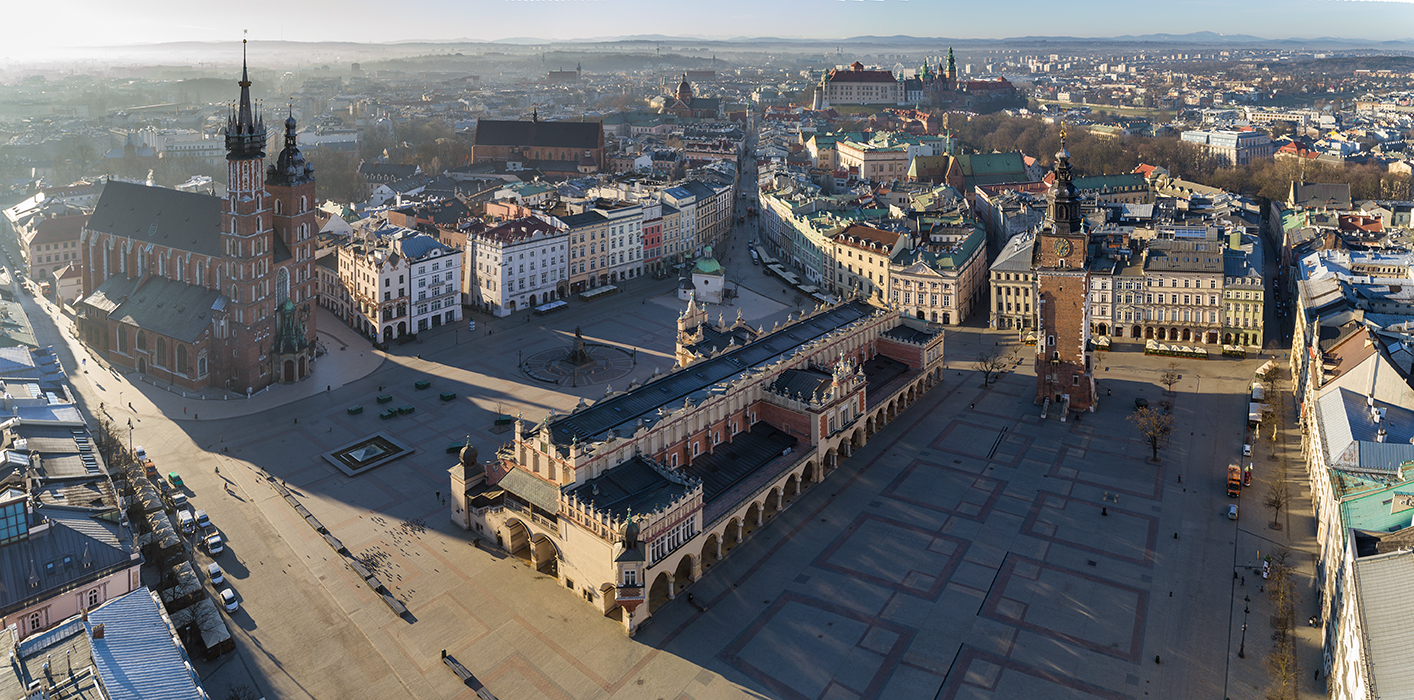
[223,684,260,700]
[974,349,1009,387]
[1264,479,1288,530]
[1160,362,1181,395]
[1128,406,1174,461]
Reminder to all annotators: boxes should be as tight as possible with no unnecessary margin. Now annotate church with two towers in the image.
[78,45,318,392]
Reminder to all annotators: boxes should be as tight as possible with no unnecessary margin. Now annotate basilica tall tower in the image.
[1033,127,1095,413]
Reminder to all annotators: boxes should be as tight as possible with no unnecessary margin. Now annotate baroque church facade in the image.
[77,45,318,392]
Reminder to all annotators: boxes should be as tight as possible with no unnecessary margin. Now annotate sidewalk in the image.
[1224,365,1325,700]
[22,291,386,421]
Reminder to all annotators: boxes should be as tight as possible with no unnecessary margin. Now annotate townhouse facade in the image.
[466,216,568,316]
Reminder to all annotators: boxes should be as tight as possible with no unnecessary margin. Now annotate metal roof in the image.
[497,468,561,513]
[1319,387,1414,474]
[567,457,691,519]
[1353,548,1414,700]
[88,589,206,700]
[0,507,131,617]
[87,181,223,258]
[95,276,224,344]
[549,301,876,446]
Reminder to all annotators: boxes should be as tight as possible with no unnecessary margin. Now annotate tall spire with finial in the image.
[226,32,267,161]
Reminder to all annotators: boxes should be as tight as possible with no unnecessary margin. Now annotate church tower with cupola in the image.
[265,105,318,384]
[945,47,958,88]
[1033,126,1095,414]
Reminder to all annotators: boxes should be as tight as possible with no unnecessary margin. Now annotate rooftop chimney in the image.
[91,623,104,640]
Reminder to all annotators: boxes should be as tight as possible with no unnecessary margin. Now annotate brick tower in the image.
[220,38,274,390]
[1034,126,1096,413]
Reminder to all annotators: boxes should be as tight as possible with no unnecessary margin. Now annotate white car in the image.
[1243,444,1252,457]
[207,562,224,585]
[219,588,238,613]
[205,533,224,555]
[1228,504,1239,520]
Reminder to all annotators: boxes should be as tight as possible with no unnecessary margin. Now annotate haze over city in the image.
[0,1,1412,699]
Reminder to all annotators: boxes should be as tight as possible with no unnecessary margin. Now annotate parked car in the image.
[194,509,210,532]
[1243,444,1252,457]
[1227,504,1239,520]
[207,562,224,585]
[134,445,147,462]
[167,472,183,488]
[219,588,238,613]
[170,492,188,511]
[205,533,224,555]
[176,509,195,535]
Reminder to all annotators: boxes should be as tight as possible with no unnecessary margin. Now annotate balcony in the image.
[616,585,644,599]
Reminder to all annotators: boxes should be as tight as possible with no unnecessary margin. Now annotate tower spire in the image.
[226,32,266,161]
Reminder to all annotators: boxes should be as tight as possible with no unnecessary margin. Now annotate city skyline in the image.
[6,0,1414,63]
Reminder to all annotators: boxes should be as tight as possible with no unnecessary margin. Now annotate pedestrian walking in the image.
[1241,575,1245,586]
[183,406,187,414]
[1177,474,1182,483]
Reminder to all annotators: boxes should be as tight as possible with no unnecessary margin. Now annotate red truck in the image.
[1227,464,1242,498]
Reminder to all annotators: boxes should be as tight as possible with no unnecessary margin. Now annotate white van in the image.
[194,509,211,532]
[177,509,195,535]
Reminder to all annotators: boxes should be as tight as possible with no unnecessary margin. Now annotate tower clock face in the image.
[1053,238,1072,258]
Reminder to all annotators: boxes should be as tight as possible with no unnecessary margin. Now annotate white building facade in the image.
[467,216,569,317]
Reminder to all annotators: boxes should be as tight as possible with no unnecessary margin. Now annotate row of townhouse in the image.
[326,225,463,340]
[1292,312,1414,699]
[827,218,988,326]
[990,222,1267,348]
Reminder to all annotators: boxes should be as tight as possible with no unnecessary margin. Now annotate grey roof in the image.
[88,588,206,700]
[396,232,454,261]
[549,301,876,446]
[1353,548,1414,700]
[86,181,223,258]
[0,347,36,376]
[1318,387,1414,474]
[769,368,832,401]
[97,276,224,344]
[991,230,1037,273]
[567,457,690,519]
[497,467,561,513]
[1292,182,1352,210]
[0,300,37,349]
[0,506,132,617]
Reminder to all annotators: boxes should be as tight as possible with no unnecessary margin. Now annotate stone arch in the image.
[826,447,839,476]
[851,428,865,452]
[1097,323,1109,336]
[802,462,817,490]
[763,488,780,520]
[673,554,695,592]
[600,582,617,616]
[701,533,721,572]
[1132,325,1142,339]
[784,474,800,501]
[1145,327,1154,340]
[504,519,530,558]
[648,571,672,614]
[531,533,559,576]
[1224,332,1233,344]
[744,502,761,536]
[722,518,741,553]
[1181,328,1192,342]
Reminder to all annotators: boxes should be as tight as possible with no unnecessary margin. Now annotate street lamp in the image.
[127,418,133,460]
[1238,604,1250,658]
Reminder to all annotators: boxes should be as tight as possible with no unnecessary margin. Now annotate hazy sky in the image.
[8,0,1414,57]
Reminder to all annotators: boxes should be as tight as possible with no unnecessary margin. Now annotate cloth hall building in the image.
[77,49,318,391]
[450,298,945,634]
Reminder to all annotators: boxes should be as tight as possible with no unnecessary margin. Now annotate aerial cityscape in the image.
[0,2,1413,699]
